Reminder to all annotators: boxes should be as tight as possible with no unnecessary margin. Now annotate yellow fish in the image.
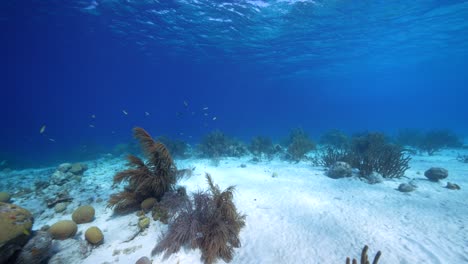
[39,125,46,134]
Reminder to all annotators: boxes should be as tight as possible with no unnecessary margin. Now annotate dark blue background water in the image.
[2,0,468,168]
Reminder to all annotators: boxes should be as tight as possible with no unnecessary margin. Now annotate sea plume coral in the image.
[107,127,179,213]
[152,173,246,264]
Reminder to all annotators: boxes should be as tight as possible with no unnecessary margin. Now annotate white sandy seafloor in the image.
[2,149,468,264]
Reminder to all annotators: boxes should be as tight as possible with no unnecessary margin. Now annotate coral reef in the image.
[346,245,381,264]
[198,130,247,158]
[157,136,189,159]
[249,136,276,159]
[348,133,410,178]
[285,128,315,161]
[315,147,349,167]
[152,173,246,264]
[320,129,349,149]
[318,132,410,179]
[419,130,462,155]
[108,127,180,214]
[0,203,34,263]
[152,187,188,224]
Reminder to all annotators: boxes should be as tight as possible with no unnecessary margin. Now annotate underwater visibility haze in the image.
[1,1,468,264]
[2,0,468,167]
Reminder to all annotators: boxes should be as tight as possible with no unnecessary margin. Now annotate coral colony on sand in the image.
[152,173,246,264]
[107,127,180,213]
[108,127,246,264]
[1,127,467,263]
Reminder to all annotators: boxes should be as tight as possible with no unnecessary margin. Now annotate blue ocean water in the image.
[1,0,468,168]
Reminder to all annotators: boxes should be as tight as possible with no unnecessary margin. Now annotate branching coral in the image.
[315,147,350,167]
[348,133,411,178]
[419,129,462,155]
[107,127,179,213]
[152,173,246,264]
[318,132,410,179]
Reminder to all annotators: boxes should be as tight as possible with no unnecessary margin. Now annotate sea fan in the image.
[153,173,246,264]
[107,127,179,213]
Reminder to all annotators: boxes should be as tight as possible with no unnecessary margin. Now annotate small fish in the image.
[49,138,55,142]
[122,110,128,115]
[91,114,96,119]
[111,131,116,134]
[179,132,184,135]
[203,107,208,110]
[145,111,150,116]
[204,113,208,116]
[188,135,193,139]
[183,100,188,107]
[39,125,46,134]
[212,117,217,121]
[89,124,95,128]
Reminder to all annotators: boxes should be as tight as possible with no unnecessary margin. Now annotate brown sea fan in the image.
[107,127,179,213]
[153,173,246,264]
